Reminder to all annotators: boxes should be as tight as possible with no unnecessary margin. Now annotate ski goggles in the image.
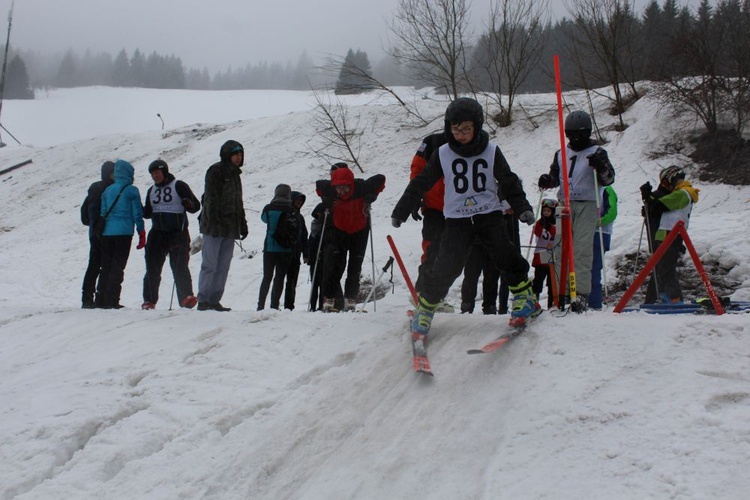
[541,199,558,208]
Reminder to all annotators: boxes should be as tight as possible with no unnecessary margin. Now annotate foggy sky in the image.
[8,0,703,72]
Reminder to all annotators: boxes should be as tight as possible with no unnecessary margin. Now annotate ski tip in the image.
[416,369,435,377]
[466,349,485,355]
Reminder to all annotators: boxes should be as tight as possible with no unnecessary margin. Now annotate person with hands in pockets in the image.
[196,140,248,312]
[391,97,540,335]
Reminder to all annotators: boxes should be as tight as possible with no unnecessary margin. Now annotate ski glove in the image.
[518,210,535,226]
[640,182,653,202]
[136,230,147,250]
[411,206,422,221]
[538,173,554,189]
[391,217,403,228]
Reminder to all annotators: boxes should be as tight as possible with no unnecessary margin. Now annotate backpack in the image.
[81,196,90,226]
[273,210,299,248]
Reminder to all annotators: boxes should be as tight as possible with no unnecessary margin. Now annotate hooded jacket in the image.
[291,191,309,258]
[81,160,115,230]
[198,140,248,239]
[261,184,293,253]
[315,168,386,234]
[100,159,144,236]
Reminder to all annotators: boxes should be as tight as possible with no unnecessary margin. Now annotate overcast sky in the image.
[8,0,703,73]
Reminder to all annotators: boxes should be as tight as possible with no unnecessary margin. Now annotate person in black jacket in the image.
[141,160,201,310]
[283,191,309,310]
[196,140,248,312]
[80,160,115,308]
[391,98,539,334]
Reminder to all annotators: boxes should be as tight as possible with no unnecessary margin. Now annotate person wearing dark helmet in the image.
[538,110,615,313]
[196,140,248,311]
[391,97,540,336]
[640,165,699,304]
[140,159,201,310]
[315,163,386,312]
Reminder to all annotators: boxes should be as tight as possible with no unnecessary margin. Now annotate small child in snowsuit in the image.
[257,184,293,310]
[531,199,558,309]
[640,165,699,304]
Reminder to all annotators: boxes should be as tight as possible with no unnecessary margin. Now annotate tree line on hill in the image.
[3,0,748,137]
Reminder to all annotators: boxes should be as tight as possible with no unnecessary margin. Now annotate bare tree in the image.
[477,0,549,127]
[319,56,430,126]
[565,0,640,129]
[386,0,473,100]
[305,84,365,173]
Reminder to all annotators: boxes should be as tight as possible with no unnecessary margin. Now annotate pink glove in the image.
[136,230,147,250]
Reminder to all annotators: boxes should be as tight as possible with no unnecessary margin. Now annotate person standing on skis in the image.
[391,97,540,335]
[538,110,615,313]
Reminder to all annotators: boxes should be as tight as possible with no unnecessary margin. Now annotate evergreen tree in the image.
[112,49,130,86]
[5,54,34,99]
[335,49,374,95]
[130,49,146,87]
[56,50,78,88]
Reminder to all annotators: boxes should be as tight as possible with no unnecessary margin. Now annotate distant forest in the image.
[3,0,749,127]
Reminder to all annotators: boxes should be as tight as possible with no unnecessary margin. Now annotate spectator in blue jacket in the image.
[96,159,145,309]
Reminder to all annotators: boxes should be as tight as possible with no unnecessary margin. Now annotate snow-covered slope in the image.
[0,86,748,499]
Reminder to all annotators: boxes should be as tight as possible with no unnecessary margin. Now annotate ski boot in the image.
[509,280,541,327]
[412,296,438,335]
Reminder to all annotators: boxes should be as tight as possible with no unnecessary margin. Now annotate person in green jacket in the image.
[589,185,618,309]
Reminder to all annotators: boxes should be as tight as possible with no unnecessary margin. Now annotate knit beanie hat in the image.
[148,159,169,175]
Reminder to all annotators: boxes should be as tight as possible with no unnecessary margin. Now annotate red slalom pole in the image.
[553,54,577,303]
[387,235,419,305]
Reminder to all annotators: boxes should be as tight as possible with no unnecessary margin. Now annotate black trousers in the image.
[82,233,103,304]
[645,234,685,303]
[258,251,291,310]
[415,208,445,294]
[284,254,302,310]
[460,243,502,313]
[96,235,132,308]
[323,227,369,300]
[421,211,529,305]
[142,229,194,306]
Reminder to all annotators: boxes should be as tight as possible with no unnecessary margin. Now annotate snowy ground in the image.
[0,86,748,499]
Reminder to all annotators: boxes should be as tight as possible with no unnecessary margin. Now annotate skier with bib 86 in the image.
[391,97,540,336]
[538,110,615,313]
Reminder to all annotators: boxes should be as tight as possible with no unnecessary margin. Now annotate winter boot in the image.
[141,302,155,310]
[322,297,335,312]
[435,300,455,313]
[509,279,541,326]
[570,294,588,314]
[344,298,357,311]
[181,295,198,309]
[412,296,439,335]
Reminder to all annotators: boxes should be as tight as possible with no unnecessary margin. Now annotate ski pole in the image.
[169,281,176,310]
[642,198,660,297]
[593,174,608,299]
[525,190,544,261]
[358,257,394,312]
[633,217,646,282]
[367,207,377,311]
[308,209,329,311]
